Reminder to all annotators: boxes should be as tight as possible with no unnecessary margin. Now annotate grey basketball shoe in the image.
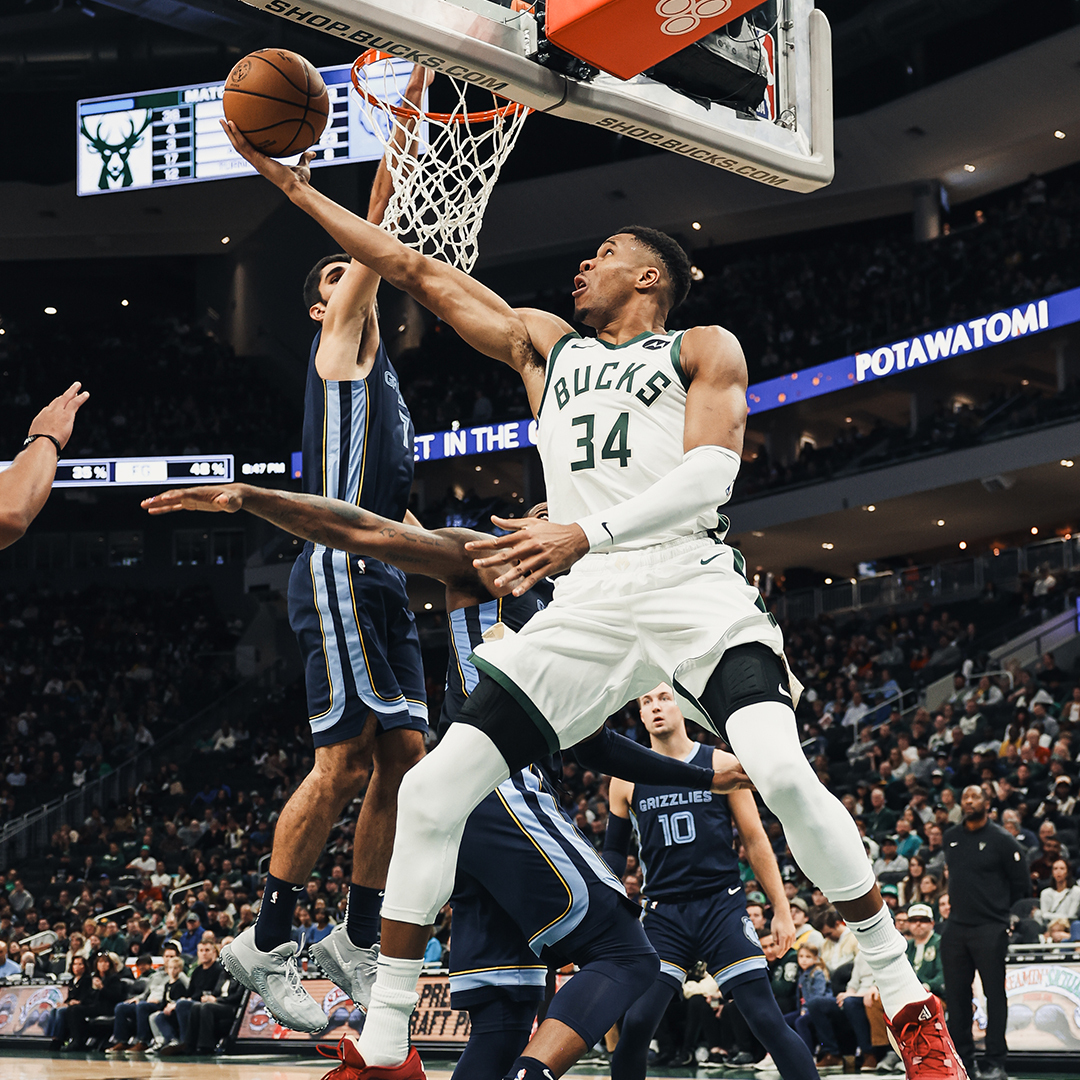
[310,923,379,1012]
[220,926,328,1034]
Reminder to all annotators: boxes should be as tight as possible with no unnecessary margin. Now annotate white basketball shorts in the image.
[471,531,786,751]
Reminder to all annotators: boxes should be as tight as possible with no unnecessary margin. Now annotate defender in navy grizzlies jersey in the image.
[144,483,753,1080]
[205,66,437,1038]
[605,685,821,1080]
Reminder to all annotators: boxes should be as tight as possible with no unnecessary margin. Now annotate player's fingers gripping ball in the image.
[223,49,329,157]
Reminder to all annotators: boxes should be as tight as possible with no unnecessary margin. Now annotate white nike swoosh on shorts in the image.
[729,886,742,895]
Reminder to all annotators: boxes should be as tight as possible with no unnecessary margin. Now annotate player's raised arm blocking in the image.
[0,382,89,550]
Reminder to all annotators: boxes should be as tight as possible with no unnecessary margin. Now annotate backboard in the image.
[236,0,833,191]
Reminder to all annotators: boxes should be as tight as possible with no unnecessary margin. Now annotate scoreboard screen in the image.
[0,455,234,488]
[76,59,417,196]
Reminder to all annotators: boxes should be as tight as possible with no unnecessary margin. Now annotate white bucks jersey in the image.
[537,330,726,549]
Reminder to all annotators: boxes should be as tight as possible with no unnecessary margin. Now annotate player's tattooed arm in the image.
[727,785,796,955]
[141,486,522,600]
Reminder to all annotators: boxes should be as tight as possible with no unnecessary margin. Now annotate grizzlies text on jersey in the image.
[287,331,426,746]
[632,743,767,990]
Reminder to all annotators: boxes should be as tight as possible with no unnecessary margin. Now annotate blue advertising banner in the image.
[407,288,1080,462]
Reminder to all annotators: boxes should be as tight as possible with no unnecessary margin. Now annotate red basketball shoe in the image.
[319,1036,427,1080]
[886,996,968,1080]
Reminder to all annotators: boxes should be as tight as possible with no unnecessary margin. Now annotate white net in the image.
[351,53,530,273]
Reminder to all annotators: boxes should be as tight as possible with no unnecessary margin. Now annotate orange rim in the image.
[351,50,530,124]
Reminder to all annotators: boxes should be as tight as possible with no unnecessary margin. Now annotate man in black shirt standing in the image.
[942,786,1030,1080]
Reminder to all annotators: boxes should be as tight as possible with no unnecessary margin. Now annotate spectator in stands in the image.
[65,950,125,1048]
[151,940,221,1053]
[806,950,881,1070]
[1038,859,1080,926]
[100,920,128,956]
[872,836,908,880]
[179,912,204,957]
[784,944,830,1053]
[0,382,88,549]
[0,939,19,977]
[166,944,243,1056]
[818,912,858,975]
[47,953,90,1046]
[146,953,190,1051]
[9,879,34,916]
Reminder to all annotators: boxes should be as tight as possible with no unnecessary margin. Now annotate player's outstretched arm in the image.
[142,485,500,588]
[220,121,571,374]
[315,64,433,379]
[728,786,796,955]
[0,382,89,550]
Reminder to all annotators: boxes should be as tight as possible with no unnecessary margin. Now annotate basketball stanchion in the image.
[351,50,531,272]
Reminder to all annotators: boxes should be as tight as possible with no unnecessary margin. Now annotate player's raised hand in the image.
[466,514,589,596]
[220,120,315,193]
[710,749,753,794]
[771,908,796,956]
[141,485,246,515]
[28,382,89,450]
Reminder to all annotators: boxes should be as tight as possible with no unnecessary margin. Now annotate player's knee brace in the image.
[456,674,551,772]
[700,642,792,739]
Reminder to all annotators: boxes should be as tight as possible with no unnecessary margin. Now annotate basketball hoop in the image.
[351,50,531,272]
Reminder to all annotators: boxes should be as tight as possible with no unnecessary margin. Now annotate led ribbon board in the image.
[746,286,1080,415]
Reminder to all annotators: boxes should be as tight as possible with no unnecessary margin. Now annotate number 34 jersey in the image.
[631,742,742,900]
[537,329,727,550]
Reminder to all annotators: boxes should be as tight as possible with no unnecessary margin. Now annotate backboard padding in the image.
[236,0,833,191]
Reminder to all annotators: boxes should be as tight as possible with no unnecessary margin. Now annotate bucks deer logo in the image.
[80,111,153,189]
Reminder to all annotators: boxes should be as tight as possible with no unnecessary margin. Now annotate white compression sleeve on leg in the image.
[380,722,511,926]
[724,701,876,903]
[575,444,741,551]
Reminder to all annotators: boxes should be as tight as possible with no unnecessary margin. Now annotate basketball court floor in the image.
[0,1049,1072,1080]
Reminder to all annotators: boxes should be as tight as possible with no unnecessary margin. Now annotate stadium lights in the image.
[1061,459,1074,467]
[474,465,482,472]
[691,221,702,230]
[866,505,876,512]
[821,542,834,550]
[493,478,500,485]
[936,519,945,527]
[44,306,57,315]
[690,266,705,282]
[1055,130,1066,140]
[121,299,129,307]
[824,577,832,584]
[1031,527,1039,535]
[424,602,433,610]
[220,236,231,245]
[959,541,967,550]
[397,324,407,333]
[0,328,5,335]
[963,164,976,173]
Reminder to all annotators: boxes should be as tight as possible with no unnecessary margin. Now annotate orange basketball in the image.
[223,49,329,158]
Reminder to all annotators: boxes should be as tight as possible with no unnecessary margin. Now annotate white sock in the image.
[847,904,928,1018]
[356,954,423,1067]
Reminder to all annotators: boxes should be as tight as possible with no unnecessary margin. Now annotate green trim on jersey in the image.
[595,330,660,350]
[472,654,560,755]
[670,331,691,391]
[537,332,580,419]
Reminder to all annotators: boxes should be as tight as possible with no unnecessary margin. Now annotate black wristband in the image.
[23,433,62,457]
[573,727,713,790]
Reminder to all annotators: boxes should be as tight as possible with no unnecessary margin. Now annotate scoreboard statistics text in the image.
[76,59,416,196]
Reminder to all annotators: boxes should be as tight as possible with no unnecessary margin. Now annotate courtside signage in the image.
[747,286,1080,415]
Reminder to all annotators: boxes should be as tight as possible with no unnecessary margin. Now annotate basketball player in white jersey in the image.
[223,119,967,1080]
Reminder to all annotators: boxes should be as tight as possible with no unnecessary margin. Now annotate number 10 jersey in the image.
[537,329,723,550]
